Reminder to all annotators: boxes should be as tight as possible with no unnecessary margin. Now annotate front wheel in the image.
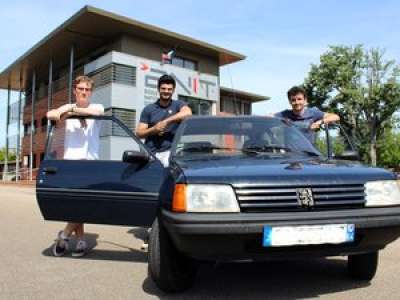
[148,218,198,292]
[348,251,378,281]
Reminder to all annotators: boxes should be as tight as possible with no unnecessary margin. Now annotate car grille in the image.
[234,183,366,212]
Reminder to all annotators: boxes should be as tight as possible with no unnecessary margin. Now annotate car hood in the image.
[174,156,395,185]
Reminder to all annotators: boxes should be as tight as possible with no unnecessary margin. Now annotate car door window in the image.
[46,117,142,161]
[315,124,353,158]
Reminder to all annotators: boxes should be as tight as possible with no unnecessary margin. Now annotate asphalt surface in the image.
[1,185,400,299]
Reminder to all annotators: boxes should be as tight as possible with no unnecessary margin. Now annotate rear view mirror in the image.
[122,150,150,164]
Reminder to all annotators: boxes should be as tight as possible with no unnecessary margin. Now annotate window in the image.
[89,63,136,88]
[171,56,198,71]
[41,117,48,132]
[315,124,353,158]
[183,59,197,70]
[178,96,212,115]
[23,155,29,167]
[32,154,37,168]
[9,101,21,124]
[175,118,320,159]
[243,102,251,115]
[46,117,143,162]
[221,97,250,115]
[171,56,184,68]
[52,76,68,94]
[104,108,136,136]
[24,123,30,136]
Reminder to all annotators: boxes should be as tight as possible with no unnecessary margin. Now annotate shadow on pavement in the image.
[142,258,371,299]
[42,232,147,263]
[128,227,149,243]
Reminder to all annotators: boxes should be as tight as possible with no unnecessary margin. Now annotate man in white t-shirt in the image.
[47,75,104,257]
[63,112,102,160]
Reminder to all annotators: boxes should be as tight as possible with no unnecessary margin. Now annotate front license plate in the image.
[263,224,355,247]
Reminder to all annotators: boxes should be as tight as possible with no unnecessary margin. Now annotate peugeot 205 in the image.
[36,115,400,292]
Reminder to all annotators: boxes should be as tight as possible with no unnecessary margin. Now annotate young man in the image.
[47,75,104,257]
[135,74,191,250]
[136,74,192,166]
[275,86,340,144]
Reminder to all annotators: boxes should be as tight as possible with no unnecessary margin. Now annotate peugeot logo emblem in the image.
[297,188,314,207]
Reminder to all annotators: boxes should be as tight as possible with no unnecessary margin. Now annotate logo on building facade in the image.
[141,64,217,102]
[296,188,314,207]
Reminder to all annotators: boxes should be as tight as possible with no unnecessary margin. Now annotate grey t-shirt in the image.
[275,107,324,144]
[139,99,186,153]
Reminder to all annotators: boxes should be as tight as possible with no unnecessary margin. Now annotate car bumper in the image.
[161,207,400,261]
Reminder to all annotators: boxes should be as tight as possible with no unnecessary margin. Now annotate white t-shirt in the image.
[63,104,103,160]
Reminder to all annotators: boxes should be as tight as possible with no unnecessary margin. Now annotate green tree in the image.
[304,45,400,166]
[377,120,400,169]
[315,134,346,157]
[0,147,16,162]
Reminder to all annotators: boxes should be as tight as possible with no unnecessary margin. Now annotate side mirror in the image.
[122,150,150,164]
[334,150,360,161]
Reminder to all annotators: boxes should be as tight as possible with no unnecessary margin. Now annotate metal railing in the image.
[1,168,38,182]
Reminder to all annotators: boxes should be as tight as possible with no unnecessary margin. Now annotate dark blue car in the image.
[37,115,400,292]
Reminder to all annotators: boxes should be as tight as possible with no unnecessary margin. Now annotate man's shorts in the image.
[155,151,170,167]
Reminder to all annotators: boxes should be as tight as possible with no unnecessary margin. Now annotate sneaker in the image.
[52,231,69,257]
[140,242,149,251]
[140,228,151,251]
[72,240,88,257]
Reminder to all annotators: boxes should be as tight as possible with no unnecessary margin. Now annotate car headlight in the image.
[365,180,400,207]
[172,184,240,212]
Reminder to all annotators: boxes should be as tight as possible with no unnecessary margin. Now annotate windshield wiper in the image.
[295,150,321,157]
[178,145,259,155]
[243,145,292,153]
[243,145,322,157]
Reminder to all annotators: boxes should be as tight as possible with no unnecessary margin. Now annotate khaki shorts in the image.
[155,151,170,167]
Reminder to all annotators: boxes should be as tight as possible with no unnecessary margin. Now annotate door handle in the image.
[43,167,57,174]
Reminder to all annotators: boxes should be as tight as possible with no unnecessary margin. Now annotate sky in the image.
[1,0,400,147]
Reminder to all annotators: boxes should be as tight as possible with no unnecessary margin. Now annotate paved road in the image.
[1,185,399,299]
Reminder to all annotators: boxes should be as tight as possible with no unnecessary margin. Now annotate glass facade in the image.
[220,96,252,115]
[171,56,198,71]
[178,95,212,115]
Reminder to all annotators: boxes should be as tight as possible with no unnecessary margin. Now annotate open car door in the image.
[36,116,168,227]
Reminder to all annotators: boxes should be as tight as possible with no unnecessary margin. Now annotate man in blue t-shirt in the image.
[275,86,340,144]
[136,74,192,166]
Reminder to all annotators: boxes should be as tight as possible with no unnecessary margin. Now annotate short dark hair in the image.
[158,74,176,89]
[287,86,307,99]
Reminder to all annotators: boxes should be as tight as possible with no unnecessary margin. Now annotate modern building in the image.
[0,6,269,180]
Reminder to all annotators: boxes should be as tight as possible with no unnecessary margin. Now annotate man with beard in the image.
[136,74,192,166]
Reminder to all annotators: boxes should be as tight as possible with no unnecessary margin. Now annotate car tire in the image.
[348,251,378,281]
[148,217,198,292]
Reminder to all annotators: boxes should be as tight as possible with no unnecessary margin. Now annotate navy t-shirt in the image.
[275,107,324,143]
[139,99,186,153]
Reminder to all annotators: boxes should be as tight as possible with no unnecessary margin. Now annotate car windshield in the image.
[171,117,321,160]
